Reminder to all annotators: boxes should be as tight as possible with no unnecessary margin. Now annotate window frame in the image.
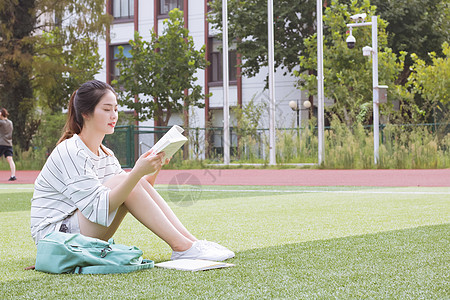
[112,0,134,22]
[158,0,184,18]
[109,43,132,84]
[208,37,238,87]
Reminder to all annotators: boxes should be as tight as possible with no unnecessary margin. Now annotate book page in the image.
[155,259,235,271]
[150,125,188,158]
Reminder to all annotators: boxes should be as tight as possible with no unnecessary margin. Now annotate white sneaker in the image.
[198,240,235,259]
[171,240,234,261]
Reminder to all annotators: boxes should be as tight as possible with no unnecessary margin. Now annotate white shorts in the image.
[58,211,81,234]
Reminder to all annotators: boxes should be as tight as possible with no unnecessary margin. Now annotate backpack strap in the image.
[74,259,154,274]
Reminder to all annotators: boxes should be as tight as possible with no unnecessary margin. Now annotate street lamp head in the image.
[303,100,311,109]
[288,100,298,111]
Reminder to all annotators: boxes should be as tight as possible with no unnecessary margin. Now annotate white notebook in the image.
[155,259,235,271]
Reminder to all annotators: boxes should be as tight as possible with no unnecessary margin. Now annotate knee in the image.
[133,178,151,194]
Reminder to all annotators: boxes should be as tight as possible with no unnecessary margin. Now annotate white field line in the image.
[0,187,34,190]
[2,187,449,195]
[163,188,450,195]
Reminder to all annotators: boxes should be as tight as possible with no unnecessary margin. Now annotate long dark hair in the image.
[58,80,117,154]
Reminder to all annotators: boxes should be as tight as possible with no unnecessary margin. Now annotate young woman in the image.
[0,108,16,181]
[30,80,234,261]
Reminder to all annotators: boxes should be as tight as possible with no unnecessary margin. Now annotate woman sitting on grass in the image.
[30,80,234,261]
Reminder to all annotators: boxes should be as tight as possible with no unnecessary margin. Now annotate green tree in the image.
[33,0,110,112]
[296,0,408,125]
[113,9,208,127]
[0,0,37,150]
[0,0,109,150]
[407,42,450,125]
[207,0,316,78]
[372,0,450,83]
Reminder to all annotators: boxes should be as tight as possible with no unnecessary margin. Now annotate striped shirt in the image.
[31,134,124,244]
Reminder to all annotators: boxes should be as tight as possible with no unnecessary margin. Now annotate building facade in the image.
[97,0,312,158]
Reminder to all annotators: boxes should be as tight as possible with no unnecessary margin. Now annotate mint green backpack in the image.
[35,232,154,274]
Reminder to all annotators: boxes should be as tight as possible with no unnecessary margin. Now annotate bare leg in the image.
[140,179,197,242]
[77,204,128,241]
[6,156,15,177]
[77,173,193,251]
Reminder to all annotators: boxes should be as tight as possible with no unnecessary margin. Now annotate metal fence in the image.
[103,125,244,168]
[103,123,449,168]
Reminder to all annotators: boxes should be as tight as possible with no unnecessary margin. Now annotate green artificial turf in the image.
[1,184,449,299]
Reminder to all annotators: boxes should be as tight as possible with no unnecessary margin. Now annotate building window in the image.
[159,0,184,16]
[113,0,134,19]
[208,38,237,85]
[110,44,132,83]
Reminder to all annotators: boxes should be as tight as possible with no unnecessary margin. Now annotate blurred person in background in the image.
[0,108,16,181]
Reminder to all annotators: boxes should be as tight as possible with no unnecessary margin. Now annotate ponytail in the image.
[57,90,82,145]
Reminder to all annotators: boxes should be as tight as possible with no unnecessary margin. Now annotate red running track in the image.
[1,169,449,187]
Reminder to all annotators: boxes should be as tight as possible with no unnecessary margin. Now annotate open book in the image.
[154,259,235,272]
[150,125,188,158]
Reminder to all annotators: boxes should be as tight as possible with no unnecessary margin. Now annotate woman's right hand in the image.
[132,150,165,178]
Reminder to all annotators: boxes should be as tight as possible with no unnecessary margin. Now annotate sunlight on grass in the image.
[1,184,449,299]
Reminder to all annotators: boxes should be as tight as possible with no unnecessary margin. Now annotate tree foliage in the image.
[407,42,450,124]
[372,0,450,83]
[33,0,110,112]
[207,0,316,78]
[0,0,109,150]
[0,0,37,150]
[113,9,208,126]
[296,0,411,125]
[231,98,266,159]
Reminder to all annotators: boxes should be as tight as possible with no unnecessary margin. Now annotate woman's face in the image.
[83,90,118,135]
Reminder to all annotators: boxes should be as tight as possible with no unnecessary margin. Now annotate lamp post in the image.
[346,15,386,165]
